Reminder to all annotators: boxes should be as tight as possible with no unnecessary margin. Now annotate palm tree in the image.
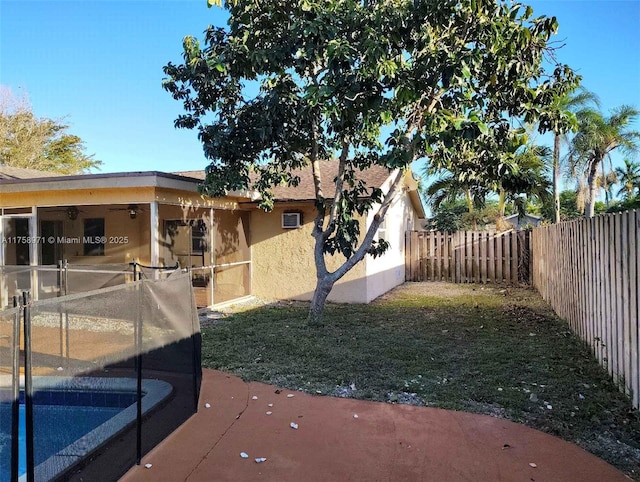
[596,169,618,208]
[424,170,487,214]
[498,143,552,218]
[614,159,640,199]
[569,105,640,217]
[549,88,600,223]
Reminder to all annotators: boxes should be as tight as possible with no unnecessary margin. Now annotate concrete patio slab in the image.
[121,369,628,482]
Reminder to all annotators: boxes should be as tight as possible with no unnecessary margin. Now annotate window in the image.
[83,218,105,256]
[191,220,208,254]
[164,219,208,268]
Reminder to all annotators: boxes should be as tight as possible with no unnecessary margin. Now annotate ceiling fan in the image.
[108,204,145,219]
[45,206,84,220]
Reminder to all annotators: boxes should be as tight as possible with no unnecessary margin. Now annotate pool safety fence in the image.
[0,271,201,482]
[1,260,249,309]
[0,261,183,309]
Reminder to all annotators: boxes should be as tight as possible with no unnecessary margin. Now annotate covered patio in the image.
[0,171,253,308]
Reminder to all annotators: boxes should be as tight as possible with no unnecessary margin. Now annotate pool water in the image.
[0,394,133,481]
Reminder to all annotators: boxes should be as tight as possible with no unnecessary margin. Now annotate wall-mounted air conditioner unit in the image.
[282,212,302,229]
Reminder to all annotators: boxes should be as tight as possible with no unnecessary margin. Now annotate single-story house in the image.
[0,162,425,309]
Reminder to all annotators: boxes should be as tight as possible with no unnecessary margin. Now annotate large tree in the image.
[0,87,100,174]
[163,0,577,324]
[569,105,640,217]
[425,132,551,229]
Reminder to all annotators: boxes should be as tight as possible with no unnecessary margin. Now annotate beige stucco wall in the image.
[37,205,148,264]
[250,204,368,303]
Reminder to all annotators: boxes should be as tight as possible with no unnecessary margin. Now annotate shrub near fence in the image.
[532,210,640,409]
[405,230,531,284]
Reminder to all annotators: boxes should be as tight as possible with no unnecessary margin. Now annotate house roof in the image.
[174,160,396,202]
[174,160,425,218]
[0,170,201,191]
[1,162,423,217]
[0,165,63,180]
[0,169,256,203]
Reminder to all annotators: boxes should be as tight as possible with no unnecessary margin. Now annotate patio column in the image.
[150,201,160,272]
[209,207,215,306]
[0,213,5,308]
[29,207,39,300]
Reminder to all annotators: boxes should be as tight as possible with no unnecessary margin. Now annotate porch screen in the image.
[213,211,251,304]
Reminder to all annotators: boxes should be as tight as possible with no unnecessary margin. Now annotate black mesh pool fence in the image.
[0,271,201,481]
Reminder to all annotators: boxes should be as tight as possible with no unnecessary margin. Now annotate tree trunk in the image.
[498,189,506,217]
[307,168,405,326]
[585,161,599,218]
[465,189,473,213]
[553,133,561,224]
[308,277,335,326]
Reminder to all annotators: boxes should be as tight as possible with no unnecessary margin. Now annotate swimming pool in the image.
[0,377,172,481]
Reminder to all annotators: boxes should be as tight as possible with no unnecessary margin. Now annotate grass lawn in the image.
[201,282,640,479]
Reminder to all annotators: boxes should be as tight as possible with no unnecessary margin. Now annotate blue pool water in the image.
[0,391,136,481]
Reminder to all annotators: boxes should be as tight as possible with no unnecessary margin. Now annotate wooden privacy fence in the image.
[405,230,531,284]
[532,210,640,409]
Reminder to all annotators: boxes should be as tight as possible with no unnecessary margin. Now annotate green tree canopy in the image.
[547,87,600,223]
[163,0,578,324]
[0,87,101,174]
[569,105,640,217]
[614,159,640,199]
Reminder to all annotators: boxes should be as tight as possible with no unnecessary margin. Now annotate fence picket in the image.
[614,213,624,388]
[621,212,631,396]
[496,232,503,283]
[607,215,615,379]
[632,210,640,407]
[479,232,487,283]
[464,231,473,283]
[487,232,495,282]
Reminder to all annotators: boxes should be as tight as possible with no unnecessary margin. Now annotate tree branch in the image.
[323,139,350,242]
[310,115,329,278]
[330,167,406,282]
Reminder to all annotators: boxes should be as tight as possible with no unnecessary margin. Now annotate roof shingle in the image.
[173,160,393,201]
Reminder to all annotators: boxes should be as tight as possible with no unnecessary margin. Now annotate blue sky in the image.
[1,0,639,180]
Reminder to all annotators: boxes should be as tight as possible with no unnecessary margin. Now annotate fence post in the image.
[11,296,20,482]
[135,266,143,465]
[23,291,35,482]
[58,260,64,361]
[63,259,68,296]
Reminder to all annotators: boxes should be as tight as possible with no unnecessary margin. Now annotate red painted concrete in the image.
[121,369,629,482]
